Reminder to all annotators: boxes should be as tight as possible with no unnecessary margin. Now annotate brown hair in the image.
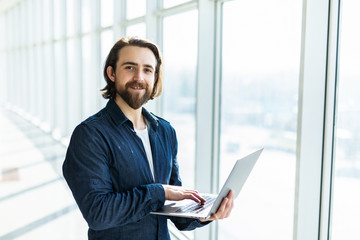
[101,37,163,100]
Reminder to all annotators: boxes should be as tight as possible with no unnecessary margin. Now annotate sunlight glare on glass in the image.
[101,30,114,67]
[126,23,146,39]
[126,0,146,19]
[82,0,91,33]
[101,0,114,27]
[163,0,191,9]
[331,0,360,239]
[219,0,302,239]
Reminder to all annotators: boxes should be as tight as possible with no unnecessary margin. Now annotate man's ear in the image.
[106,66,115,82]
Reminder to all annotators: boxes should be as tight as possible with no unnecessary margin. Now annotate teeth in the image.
[130,85,143,89]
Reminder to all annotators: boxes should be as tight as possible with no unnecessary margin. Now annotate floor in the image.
[0,107,88,240]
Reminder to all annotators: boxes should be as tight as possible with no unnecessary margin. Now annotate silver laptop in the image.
[151,148,263,219]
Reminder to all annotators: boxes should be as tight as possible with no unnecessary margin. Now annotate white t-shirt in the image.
[134,125,155,181]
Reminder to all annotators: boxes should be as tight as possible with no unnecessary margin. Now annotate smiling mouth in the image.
[127,81,147,91]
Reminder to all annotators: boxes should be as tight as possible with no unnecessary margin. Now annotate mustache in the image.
[126,81,147,89]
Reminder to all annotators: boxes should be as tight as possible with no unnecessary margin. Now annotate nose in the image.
[133,68,144,81]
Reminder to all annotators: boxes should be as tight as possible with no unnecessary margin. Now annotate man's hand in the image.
[199,190,234,222]
[161,185,206,204]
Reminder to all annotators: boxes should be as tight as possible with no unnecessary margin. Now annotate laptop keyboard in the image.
[175,195,217,214]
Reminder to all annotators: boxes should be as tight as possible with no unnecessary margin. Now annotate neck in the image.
[114,97,146,130]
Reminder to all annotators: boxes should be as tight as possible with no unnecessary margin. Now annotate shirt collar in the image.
[142,107,159,130]
[106,99,159,130]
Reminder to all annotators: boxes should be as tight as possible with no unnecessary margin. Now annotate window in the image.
[99,29,114,109]
[101,0,114,27]
[0,14,7,103]
[126,0,146,19]
[42,43,53,129]
[66,0,76,36]
[81,35,98,119]
[67,38,82,135]
[126,23,146,39]
[53,0,64,39]
[219,1,302,239]
[100,30,114,73]
[331,0,360,239]
[162,10,198,192]
[81,0,92,34]
[163,0,191,9]
[42,0,52,42]
[54,41,67,137]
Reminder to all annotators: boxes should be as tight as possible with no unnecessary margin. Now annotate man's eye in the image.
[125,66,134,70]
[145,68,153,73]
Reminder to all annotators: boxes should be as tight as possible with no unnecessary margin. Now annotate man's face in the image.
[110,46,157,110]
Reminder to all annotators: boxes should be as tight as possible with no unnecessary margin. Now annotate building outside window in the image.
[219,0,302,239]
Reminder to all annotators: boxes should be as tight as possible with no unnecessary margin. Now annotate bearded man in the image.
[62,37,233,240]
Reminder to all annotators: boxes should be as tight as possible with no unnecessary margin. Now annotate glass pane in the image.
[53,0,63,39]
[43,43,53,126]
[67,38,82,135]
[101,0,113,27]
[126,0,146,19]
[331,0,360,239]
[100,30,114,71]
[163,0,191,9]
[82,0,92,33]
[163,10,198,192]
[100,30,114,108]
[34,45,42,119]
[66,0,76,36]
[54,41,67,136]
[42,0,52,41]
[32,0,41,44]
[219,1,302,239]
[82,35,97,119]
[13,6,20,49]
[126,23,146,39]
[0,14,6,103]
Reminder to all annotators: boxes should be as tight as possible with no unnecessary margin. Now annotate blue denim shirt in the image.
[63,99,207,239]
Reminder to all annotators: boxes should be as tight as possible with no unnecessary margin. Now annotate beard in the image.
[117,81,152,110]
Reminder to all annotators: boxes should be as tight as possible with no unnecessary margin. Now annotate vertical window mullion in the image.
[319,0,341,239]
[294,0,330,239]
[195,0,219,239]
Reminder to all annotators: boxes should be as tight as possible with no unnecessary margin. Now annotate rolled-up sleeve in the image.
[62,124,165,231]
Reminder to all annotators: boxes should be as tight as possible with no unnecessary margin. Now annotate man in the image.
[63,37,234,240]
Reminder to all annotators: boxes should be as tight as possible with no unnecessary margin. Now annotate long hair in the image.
[101,37,163,100]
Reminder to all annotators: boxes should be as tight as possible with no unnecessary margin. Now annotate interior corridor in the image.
[0,106,88,240]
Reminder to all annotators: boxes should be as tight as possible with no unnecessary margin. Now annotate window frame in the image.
[294,0,341,240]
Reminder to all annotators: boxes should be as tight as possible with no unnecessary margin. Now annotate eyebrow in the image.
[121,61,155,70]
